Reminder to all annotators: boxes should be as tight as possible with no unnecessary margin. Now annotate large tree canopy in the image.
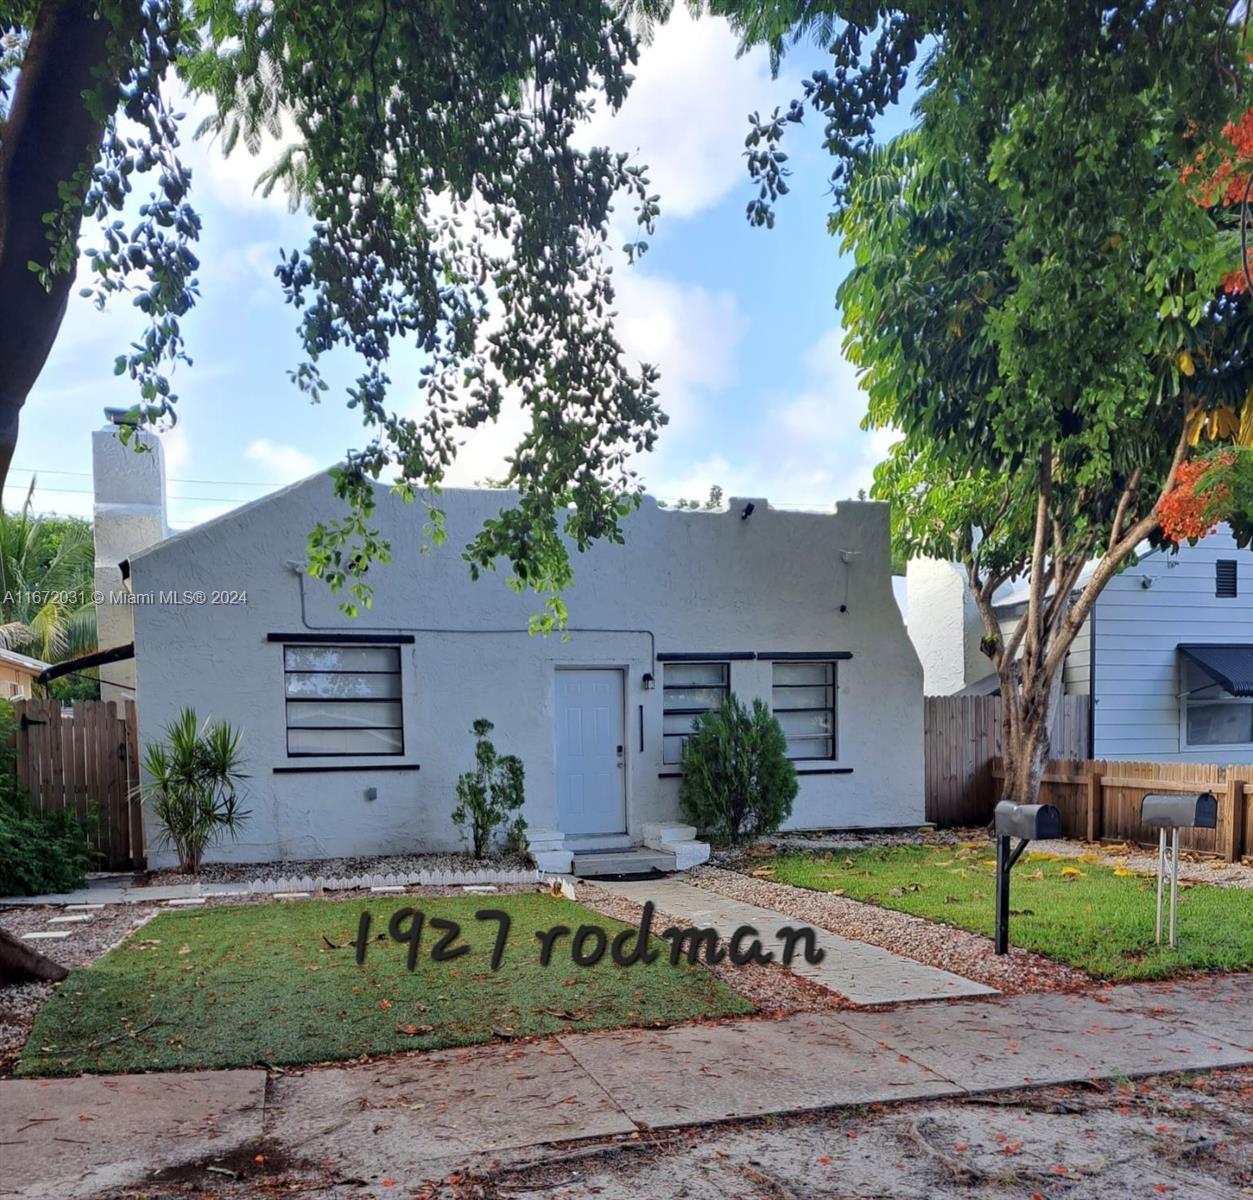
[706,0,1253,804]
[1,0,664,624]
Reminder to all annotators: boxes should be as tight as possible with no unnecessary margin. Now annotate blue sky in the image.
[17,11,916,530]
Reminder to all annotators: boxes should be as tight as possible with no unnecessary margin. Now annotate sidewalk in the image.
[2,974,1250,1199]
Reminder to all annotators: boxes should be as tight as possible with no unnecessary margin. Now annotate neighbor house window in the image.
[1182,659,1253,748]
[662,662,729,765]
[771,661,836,760]
[284,644,404,756]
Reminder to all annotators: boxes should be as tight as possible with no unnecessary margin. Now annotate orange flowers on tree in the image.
[1159,451,1237,543]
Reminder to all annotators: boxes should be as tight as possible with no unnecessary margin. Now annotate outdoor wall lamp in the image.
[642,672,655,691]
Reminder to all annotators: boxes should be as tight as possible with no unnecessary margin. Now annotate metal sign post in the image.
[1141,793,1217,951]
[993,801,1062,956]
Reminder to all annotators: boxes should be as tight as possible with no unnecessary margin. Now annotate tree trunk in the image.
[1000,672,1061,808]
[0,0,121,497]
[0,925,69,983]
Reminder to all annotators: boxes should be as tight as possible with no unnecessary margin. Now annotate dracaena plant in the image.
[140,708,248,874]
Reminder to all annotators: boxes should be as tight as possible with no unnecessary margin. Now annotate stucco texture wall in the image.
[130,480,923,865]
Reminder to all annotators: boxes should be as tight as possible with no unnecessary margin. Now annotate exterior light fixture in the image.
[642,672,655,691]
[740,502,755,520]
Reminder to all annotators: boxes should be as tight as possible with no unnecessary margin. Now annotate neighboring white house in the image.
[92,434,923,871]
[907,528,1253,762]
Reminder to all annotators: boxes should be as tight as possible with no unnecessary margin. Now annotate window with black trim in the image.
[1216,559,1238,599]
[662,661,728,765]
[284,644,404,756]
[771,661,836,760]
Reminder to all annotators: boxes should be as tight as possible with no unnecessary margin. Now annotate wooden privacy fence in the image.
[991,758,1253,862]
[925,693,1089,827]
[12,698,144,872]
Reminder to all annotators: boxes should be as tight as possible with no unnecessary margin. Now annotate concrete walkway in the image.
[3,975,1250,1199]
[599,876,995,1003]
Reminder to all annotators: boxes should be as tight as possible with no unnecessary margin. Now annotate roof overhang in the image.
[1178,643,1253,697]
[36,643,135,686]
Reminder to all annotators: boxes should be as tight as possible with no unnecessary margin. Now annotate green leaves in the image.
[9,0,665,624]
[140,708,249,875]
[678,694,797,846]
[451,718,527,859]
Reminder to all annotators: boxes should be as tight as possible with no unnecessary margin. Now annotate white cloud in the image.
[642,325,895,508]
[614,270,746,433]
[159,422,191,476]
[244,437,321,483]
[179,92,301,214]
[578,9,788,221]
[414,262,747,489]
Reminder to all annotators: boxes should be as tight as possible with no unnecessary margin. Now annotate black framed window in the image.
[283,644,403,756]
[662,661,728,765]
[771,661,836,760]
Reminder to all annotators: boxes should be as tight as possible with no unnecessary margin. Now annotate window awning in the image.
[1178,644,1253,697]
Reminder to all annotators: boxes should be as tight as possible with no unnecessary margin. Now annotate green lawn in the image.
[19,893,751,1077]
[765,843,1253,981]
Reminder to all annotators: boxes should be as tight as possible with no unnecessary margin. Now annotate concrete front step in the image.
[564,833,636,853]
[571,847,677,878]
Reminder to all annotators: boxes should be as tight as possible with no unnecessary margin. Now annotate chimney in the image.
[92,411,169,700]
[905,557,988,695]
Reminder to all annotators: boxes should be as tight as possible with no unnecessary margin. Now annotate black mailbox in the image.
[1140,793,1218,830]
[994,800,1062,841]
[992,800,1063,955]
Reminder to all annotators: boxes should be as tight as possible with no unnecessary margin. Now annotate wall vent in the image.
[1216,559,1238,598]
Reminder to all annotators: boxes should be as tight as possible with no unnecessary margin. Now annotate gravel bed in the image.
[574,881,847,1016]
[0,903,159,1076]
[710,826,976,870]
[150,850,534,886]
[686,865,1092,996]
[1029,837,1253,888]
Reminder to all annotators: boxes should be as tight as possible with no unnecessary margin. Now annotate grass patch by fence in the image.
[766,843,1253,981]
[19,892,751,1077]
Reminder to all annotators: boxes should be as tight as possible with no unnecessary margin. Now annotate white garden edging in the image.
[245,867,542,894]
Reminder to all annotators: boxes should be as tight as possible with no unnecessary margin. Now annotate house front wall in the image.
[130,479,923,865]
[1091,527,1253,762]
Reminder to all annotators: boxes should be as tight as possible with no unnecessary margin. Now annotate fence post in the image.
[1224,776,1244,864]
[1085,761,1101,844]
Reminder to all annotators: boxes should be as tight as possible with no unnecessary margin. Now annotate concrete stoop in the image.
[530,823,711,878]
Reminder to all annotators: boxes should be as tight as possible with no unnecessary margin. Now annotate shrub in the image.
[452,718,526,859]
[678,694,798,845]
[0,801,97,897]
[140,708,249,874]
[0,700,96,896]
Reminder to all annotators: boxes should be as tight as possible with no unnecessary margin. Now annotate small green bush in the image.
[0,700,96,896]
[452,718,526,859]
[141,708,249,874]
[0,800,97,897]
[678,694,798,845]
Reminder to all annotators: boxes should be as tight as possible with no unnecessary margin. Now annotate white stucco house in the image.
[82,417,924,873]
[907,529,1253,762]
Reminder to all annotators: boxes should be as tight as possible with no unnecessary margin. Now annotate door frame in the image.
[553,664,629,837]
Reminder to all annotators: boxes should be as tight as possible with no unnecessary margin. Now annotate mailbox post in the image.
[1139,793,1217,949]
[993,800,1062,955]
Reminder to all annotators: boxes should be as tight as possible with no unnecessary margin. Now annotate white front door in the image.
[555,669,626,836]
